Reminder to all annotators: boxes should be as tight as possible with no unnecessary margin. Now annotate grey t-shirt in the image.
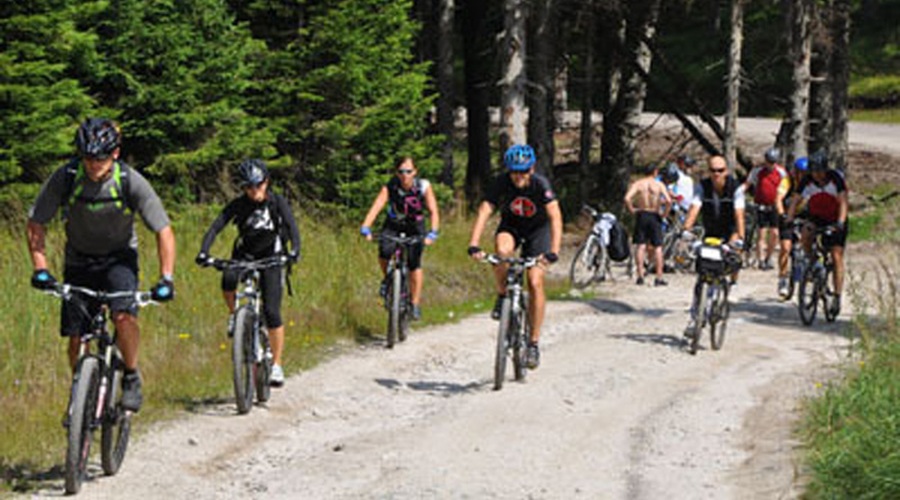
[29,161,171,262]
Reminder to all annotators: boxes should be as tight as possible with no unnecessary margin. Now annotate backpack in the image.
[606,219,631,262]
[60,158,135,215]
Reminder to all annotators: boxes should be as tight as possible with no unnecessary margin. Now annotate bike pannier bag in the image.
[607,220,631,262]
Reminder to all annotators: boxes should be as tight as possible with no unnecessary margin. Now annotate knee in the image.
[263,305,283,329]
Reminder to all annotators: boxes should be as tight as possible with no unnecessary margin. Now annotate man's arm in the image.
[156,225,176,278]
[467,201,495,256]
[425,185,440,234]
[683,204,701,232]
[623,182,637,214]
[360,186,389,239]
[26,220,49,271]
[546,200,563,256]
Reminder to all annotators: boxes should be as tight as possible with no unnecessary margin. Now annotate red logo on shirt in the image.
[510,197,537,217]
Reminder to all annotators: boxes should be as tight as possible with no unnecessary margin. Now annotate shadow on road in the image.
[0,462,64,495]
[609,332,687,351]
[374,378,482,395]
[732,296,853,338]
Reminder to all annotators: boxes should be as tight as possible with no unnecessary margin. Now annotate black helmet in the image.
[764,147,780,164]
[661,162,680,184]
[809,150,828,172]
[237,159,269,187]
[677,154,696,167]
[75,118,120,159]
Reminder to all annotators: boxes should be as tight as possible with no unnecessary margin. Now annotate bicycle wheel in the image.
[709,283,730,351]
[65,357,100,494]
[101,352,131,476]
[569,238,599,289]
[494,297,512,390]
[688,283,706,355]
[798,265,819,326]
[386,268,401,348]
[232,307,255,414]
[399,271,411,342]
[255,329,272,403]
[512,301,529,381]
[824,266,839,322]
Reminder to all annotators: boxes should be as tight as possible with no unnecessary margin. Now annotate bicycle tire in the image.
[512,300,528,381]
[387,268,401,348]
[255,329,272,403]
[65,357,100,494]
[689,283,706,355]
[569,238,600,289]
[709,283,730,351]
[494,297,512,390]
[232,307,255,414]
[399,270,411,342]
[824,266,839,322]
[798,265,819,326]
[101,353,130,476]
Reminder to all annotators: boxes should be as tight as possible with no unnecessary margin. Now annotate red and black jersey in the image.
[798,170,846,223]
[484,173,556,230]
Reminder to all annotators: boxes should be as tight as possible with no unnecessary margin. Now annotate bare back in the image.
[625,176,669,214]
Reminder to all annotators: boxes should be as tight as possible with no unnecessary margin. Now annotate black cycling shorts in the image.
[378,226,425,271]
[222,256,286,329]
[61,249,139,337]
[756,206,778,228]
[632,211,663,247]
[811,217,848,249]
[495,222,551,258]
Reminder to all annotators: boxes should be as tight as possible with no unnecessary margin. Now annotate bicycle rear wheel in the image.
[232,307,255,414]
[255,329,272,403]
[101,352,131,476]
[494,298,512,390]
[823,266,839,322]
[709,283,730,351]
[798,266,818,326]
[399,271,411,342]
[386,269,401,348]
[569,238,600,289]
[66,357,100,494]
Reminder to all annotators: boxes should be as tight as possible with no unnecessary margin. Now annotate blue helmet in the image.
[793,156,808,172]
[503,144,536,172]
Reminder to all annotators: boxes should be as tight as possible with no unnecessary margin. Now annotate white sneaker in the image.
[270,364,285,387]
[777,277,790,299]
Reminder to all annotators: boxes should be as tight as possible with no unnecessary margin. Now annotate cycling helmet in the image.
[237,159,269,187]
[503,144,536,172]
[809,150,828,171]
[75,118,120,159]
[661,162,680,184]
[677,154,696,167]
[793,156,808,172]
[764,147,780,164]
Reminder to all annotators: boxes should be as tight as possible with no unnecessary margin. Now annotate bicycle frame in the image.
[687,239,736,354]
[485,254,539,390]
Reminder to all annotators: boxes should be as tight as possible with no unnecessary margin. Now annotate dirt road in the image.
[27,254,870,499]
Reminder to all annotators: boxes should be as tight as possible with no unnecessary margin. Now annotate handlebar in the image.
[43,284,156,307]
[482,254,541,268]
[374,233,425,245]
[207,255,289,272]
[581,204,600,220]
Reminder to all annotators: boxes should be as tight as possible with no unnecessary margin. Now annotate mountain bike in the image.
[742,201,759,269]
[660,205,703,273]
[685,237,740,355]
[569,205,610,288]
[40,284,156,494]
[206,256,286,414]
[484,254,539,390]
[797,224,840,325]
[782,219,807,301]
[378,233,422,348]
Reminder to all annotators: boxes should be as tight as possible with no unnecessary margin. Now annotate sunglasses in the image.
[397,169,414,175]
[709,168,727,174]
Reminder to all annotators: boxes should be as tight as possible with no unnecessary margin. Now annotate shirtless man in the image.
[624,164,672,286]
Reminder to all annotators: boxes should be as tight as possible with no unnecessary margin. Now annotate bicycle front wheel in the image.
[101,352,131,476]
[232,307,255,414]
[569,238,599,289]
[513,301,529,381]
[824,266,839,322]
[66,357,100,494]
[494,297,512,390]
[709,283,730,351]
[688,282,706,355]
[399,271,411,342]
[798,266,818,326]
[386,269,401,348]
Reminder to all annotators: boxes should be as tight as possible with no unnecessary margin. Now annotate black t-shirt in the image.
[200,192,301,259]
[484,173,556,231]
[384,176,431,234]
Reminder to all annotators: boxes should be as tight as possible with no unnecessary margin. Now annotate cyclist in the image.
[360,156,440,321]
[775,156,808,298]
[27,117,176,412]
[196,159,301,387]
[663,161,694,214]
[468,144,562,369]
[743,147,788,270]
[681,155,746,335]
[625,163,672,286]
[786,151,848,316]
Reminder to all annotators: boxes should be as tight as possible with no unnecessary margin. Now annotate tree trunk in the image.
[600,0,661,207]
[808,1,832,157]
[499,0,528,155]
[830,0,851,172]
[723,0,744,169]
[462,0,492,209]
[436,0,455,186]
[579,0,595,205]
[554,65,568,132]
[787,0,812,163]
[527,0,557,178]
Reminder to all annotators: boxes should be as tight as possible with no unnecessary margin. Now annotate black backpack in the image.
[60,158,135,215]
[607,219,631,262]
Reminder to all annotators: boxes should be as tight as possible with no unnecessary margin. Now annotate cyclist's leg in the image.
[222,268,240,314]
[261,267,285,366]
[523,225,551,344]
[650,213,665,281]
[407,239,425,306]
[778,217,792,277]
[825,225,847,297]
[62,260,96,370]
[107,250,140,371]
[493,228,518,295]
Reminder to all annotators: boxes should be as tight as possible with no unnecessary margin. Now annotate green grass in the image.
[800,251,900,498]
[0,206,550,492]
[850,107,900,124]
